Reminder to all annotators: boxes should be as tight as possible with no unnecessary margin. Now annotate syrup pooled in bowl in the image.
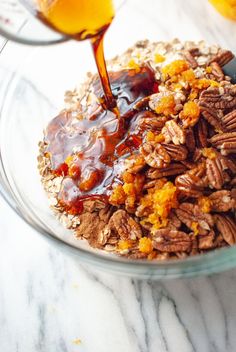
[44,66,159,213]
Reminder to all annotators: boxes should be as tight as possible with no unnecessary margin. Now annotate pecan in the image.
[210,62,224,81]
[147,163,187,179]
[231,177,236,186]
[167,211,182,230]
[134,111,167,133]
[189,47,200,57]
[162,143,188,161]
[209,50,234,67]
[214,214,236,245]
[153,229,192,252]
[201,108,224,132]
[161,120,186,145]
[183,50,198,68]
[76,207,113,248]
[209,190,235,212]
[175,203,214,233]
[222,110,236,132]
[195,118,208,147]
[124,155,146,173]
[198,231,215,250]
[231,188,236,200]
[175,164,207,197]
[206,157,227,189]
[185,128,196,152]
[108,210,142,240]
[175,173,204,197]
[140,142,170,168]
[193,148,203,163]
[199,87,236,110]
[219,154,236,174]
[210,132,236,155]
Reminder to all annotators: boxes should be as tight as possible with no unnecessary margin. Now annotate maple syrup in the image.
[45,66,158,213]
[37,1,159,213]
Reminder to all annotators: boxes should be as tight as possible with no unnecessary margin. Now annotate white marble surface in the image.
[1,0,236,351]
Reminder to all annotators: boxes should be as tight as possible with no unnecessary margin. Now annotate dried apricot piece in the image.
[155,95,176,116]
[202,148,217,160]
[109,184,126,205]
[154,53,166,63]
[180,101,200,127]
[162,60,189,77]
[139,237,153,253]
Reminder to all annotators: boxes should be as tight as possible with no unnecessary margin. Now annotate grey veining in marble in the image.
[1,0,236,351]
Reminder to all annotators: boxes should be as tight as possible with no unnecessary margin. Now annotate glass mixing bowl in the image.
[1,0,236,279]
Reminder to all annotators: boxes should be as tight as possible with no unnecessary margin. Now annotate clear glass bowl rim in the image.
[1,38,236,279]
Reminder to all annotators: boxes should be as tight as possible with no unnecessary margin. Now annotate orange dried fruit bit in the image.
[118,240,132,251]
[146,131,165,143]
[122,171,135,183]
[139,237,153,254]
[79,170,101,192]
[193,78,219,90]
[189,89,199,100]
[205,66,212,74]
[181,69,195,82]
[109,184,126,205]
[191,221,199,236]
[127,59,140,72]
[155,95,176,116]
[202,147,217,160]
[53,162,68,176]
[154,53,166,63]
[68,163,81,178]
[162,60,189,77]
[198,196,212,213]
[140,181,178,231]
[180,101,200,127]
[146,131,156,142]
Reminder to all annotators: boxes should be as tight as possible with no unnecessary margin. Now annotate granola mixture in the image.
[38,39,236,260]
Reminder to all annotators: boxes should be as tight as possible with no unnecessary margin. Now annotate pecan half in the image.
[201,108,224,132]
[76,207,113,248]
[209,50,234,67]
[140,142,170,168]
[134,111,167,133]
[206,157,227,189]
[195,118,208,148]
[185,128,196,152]
[162,143,188,161]
[198,231,215,250]
[209,190,235,212]
[147,163,187,179]
[175,203,214,233]
[175,173,204,197]
[183,50,198,68]
[108,210,142,240]
[222,110,236,132]
[210,132,236,155]
[210,62,224,81]
[153,229,192,252]
[162,120,186,145]
[199,87,236,110]
[175,164,207,197]
[214,214,236,245]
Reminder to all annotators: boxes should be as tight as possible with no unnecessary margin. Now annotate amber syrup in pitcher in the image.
[37,0,115,108]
